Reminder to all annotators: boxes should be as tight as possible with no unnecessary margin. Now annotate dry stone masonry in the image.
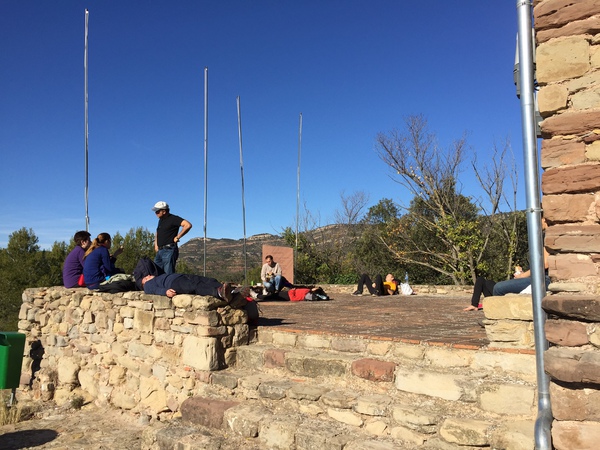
[534,0,600,447]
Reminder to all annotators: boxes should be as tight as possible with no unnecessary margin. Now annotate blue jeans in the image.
[155,246,178,275]
[264,275,282,293]
[492,275,551,296]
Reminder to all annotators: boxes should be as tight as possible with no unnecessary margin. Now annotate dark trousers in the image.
[356,273,384,295]
[470,276,496,307]
[171,274,222,297]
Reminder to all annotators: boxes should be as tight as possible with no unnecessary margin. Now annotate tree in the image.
[111,227,156,273]
[375,115,503,285]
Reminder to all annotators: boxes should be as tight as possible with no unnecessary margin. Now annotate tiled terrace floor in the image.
[256,291,488,349]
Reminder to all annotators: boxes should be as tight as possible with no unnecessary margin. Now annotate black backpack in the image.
[133,257,164,290]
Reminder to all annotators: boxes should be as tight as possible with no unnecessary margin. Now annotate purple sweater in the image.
[63,246,85,288]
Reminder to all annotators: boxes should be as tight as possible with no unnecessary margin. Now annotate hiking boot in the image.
[233,285,251,299]
[351,290,362,296]
[218,282,233,303]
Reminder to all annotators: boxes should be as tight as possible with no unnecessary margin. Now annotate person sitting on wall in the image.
[63,230,92,288]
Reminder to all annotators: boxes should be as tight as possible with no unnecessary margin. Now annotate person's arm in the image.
[143,278,171,296]
[154,233,159,252]
[514,248,549,279]
[274,263,282,276]
[260,264,267,282]
[101,247,117,276]
[174,219,192,243]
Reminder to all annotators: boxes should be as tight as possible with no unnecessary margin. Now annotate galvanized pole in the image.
[84,9,90,232]
[203,67,208,276]
[237,96,248,282]
[516,1,552,448]
[296,113,302,283]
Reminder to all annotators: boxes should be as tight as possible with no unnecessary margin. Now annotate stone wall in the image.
[534,1,600,447]
[17,286,252,417]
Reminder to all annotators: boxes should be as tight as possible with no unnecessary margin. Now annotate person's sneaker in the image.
[351,290,362,296]
[478,303,483,310]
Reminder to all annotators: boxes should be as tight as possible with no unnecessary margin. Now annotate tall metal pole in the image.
[203,67,208,276]
[84,9,90,232]
[296,113,302,283]
[516,2,552,448]
[237,96,248,282]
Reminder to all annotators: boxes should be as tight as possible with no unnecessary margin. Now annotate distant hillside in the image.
[179,233,287,280]
[178,224,355,281]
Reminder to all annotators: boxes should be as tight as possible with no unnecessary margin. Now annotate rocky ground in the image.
[0,402,149,450]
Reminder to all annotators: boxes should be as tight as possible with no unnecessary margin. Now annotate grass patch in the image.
[0,392,22,425]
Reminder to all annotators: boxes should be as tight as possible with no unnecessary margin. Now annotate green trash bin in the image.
[0,332,26,390]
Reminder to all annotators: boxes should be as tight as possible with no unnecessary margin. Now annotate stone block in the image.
[538,84,568,116]
[321,390,357,409]
[259,418,299,449]
[286,353,349,378]
[543,294,600,321]
[295,422,353,450]
[545,318,589,346]
[182,310,219,326]
[235,346,264,370]
[354,394,391,416]
[424,347,472,368]
[180,396,239,429]
[223,403,271,438]
[439,417,491,446]
[392,404,438,431]
[548,254,597,280]
[299,334,331,349]
[327,408,363,427]
[351,358,396,382]
[541,112,600,141]
[264,348,286,368]
[546,224,600,253]
[552,420,600,450]
[478,383,535,415]
[545,346,600,384]
[535,0,600,31]
[484,319,534,348]
[536,36,590,84]
[551,381,600,421]
[331,336,368,353]
[389,426,427,446]
[182,336,220,371]
[57,357,79,385]
[133,309,154,333]
[542,193,593,222]
[483,295,533,320]
[490,420,535,450]
[395,368,466,401]
[288,384,328,401]
[139,375,168,414]
[258,380,293,400]
[271,331,297,346]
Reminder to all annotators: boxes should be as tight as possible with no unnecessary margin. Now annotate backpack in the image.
[133,257,164,290]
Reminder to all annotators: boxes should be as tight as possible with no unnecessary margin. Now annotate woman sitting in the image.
[83,233,124,289]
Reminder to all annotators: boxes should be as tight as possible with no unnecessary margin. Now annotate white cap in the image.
[152,201,169,211]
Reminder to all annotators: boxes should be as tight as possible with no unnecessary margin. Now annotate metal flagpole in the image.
[296,113,302,282]
[84,9,90,232]
[203,67,208,276]
[237,96,248,282]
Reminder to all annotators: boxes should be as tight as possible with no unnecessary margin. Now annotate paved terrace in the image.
[256,290,488,349]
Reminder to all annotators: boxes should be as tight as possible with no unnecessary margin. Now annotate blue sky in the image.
[0,1,525,249]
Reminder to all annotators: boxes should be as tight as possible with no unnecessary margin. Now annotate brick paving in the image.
[256,291,488,348]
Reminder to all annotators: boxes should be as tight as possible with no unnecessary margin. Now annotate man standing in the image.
[152,201,192,274]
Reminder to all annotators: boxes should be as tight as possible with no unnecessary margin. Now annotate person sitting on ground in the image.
[141,273,248,304]
[260,255,292,294]
[463,276,496,311]
[352,273,398,296]
[83,233,124,289]
[63,230,92,288]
